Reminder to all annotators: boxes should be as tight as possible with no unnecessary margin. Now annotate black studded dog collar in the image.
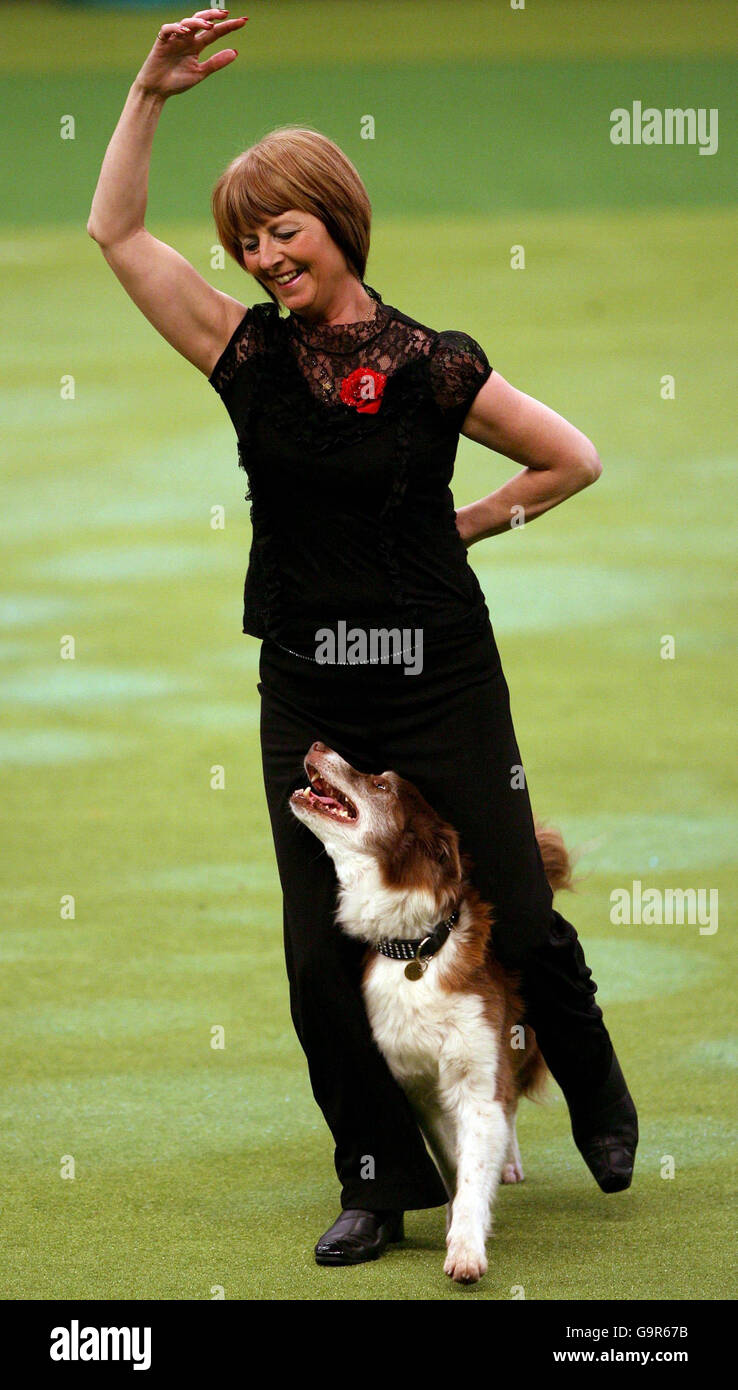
[375,906,460,979]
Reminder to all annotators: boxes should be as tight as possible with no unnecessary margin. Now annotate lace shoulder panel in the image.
[208,300,279,396]
[427,329,493,427]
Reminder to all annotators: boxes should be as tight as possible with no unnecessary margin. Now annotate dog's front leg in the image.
[440,1055,509,1285]
[404,1089,457,1238]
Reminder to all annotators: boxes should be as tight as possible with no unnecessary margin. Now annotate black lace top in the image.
[208,282,494,656]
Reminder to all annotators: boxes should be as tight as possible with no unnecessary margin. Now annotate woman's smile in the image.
[273,268,305,287]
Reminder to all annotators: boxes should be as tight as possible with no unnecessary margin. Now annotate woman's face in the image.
[239,209,352,313]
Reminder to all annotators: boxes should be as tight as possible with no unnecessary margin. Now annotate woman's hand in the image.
[454,505,478,549]
[135,9,248,99]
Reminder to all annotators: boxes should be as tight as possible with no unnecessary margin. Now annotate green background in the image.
[2,0,736,1300]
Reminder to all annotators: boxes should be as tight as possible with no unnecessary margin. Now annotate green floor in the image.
[2,1,736,1299]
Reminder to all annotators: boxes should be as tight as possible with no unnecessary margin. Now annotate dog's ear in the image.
[415,818,462,885]
[386,815,462,894]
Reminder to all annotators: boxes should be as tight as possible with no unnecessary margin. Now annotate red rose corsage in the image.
[339,367,387,415]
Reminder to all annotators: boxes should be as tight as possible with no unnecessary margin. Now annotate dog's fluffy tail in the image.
[534,818,574,894]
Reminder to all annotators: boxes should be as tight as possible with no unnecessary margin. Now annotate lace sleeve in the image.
[428,330,493,429]
[208,301,277,397]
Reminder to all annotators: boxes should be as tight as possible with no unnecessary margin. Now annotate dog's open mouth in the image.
[291,762,359,823]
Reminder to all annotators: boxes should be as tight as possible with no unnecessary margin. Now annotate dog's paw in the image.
[500,1159,525,1184]
[444,1239,487,1285]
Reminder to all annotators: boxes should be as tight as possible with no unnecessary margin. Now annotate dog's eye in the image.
[373,779,389,792]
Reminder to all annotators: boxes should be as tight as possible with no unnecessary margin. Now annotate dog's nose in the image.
[311,740,328,754]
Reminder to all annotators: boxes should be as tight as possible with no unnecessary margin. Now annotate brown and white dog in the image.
[290,740,573,1285]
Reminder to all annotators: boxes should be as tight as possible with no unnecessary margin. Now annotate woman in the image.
[88,10,638,1267]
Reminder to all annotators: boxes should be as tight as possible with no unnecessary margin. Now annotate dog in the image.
[289,740,573,1285]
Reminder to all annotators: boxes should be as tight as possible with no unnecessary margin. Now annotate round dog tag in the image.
[404,958,425,982]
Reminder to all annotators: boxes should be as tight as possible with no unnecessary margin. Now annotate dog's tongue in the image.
[309,787,341,808]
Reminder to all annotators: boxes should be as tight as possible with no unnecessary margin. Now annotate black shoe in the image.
[314,1208,405,1266]
[568,1053,639,1194]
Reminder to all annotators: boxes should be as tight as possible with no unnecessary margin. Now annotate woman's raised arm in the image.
[86,11,249,377]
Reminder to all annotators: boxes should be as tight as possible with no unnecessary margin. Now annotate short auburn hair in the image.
[211,126,372,307]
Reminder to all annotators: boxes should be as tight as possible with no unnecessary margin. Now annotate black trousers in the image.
[257,616,613,1211]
